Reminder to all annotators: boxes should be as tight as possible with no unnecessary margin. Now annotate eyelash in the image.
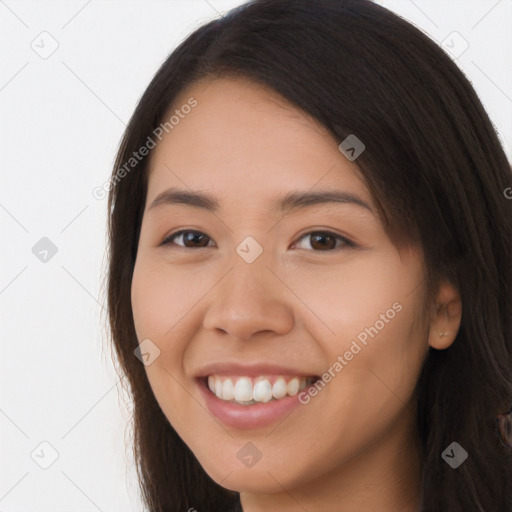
[159,229,357,251]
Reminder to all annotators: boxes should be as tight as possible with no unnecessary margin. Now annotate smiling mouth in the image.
[202,374,320,405]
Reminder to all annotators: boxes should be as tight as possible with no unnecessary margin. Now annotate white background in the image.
[1,1,511,510]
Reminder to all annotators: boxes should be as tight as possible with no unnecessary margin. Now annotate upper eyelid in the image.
[160,229,215,248]
[293,231,356,249]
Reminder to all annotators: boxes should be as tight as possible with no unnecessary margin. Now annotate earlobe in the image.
[427,280,462,350]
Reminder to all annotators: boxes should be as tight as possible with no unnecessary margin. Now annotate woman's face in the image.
[131,76,431,496]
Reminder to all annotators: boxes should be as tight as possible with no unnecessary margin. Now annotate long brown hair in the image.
[106,1,512,510]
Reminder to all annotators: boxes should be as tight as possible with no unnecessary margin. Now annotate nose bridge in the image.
[230,242,271,299]
[226,229,274,293]
[202,238,294,339]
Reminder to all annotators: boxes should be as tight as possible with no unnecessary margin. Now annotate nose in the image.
[202,255,295,342]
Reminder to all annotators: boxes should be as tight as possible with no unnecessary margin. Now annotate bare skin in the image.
[130,75,462,512]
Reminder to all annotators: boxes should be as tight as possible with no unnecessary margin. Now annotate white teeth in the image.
[207,375,315,404]
[215,379,223,399]
[287,378,300,396]
[253,379,272,403]
[272,377,287,399]
[222,379,235,401]
[234,377,253,402]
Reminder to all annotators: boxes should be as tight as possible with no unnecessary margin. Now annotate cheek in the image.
[130,258,201,437]
[130,258,191,396]
[327,282,427,429]
[131,256,198,340]
[131,259,158,340]
[282,248,427,350]
[281,250,428,433]
[264,299,428,488]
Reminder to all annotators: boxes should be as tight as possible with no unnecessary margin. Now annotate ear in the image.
[427,280,462,350]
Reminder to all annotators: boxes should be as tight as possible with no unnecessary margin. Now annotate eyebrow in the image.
[148,187,373,214]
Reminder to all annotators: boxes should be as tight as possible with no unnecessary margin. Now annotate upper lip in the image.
[194,361,320,378]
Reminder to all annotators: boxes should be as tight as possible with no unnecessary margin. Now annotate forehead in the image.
[146,76,371,209]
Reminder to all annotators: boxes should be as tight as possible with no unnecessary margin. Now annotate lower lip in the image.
[197,379,305,429]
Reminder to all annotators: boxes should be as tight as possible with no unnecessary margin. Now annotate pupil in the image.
[312,233,334,250]
[186,232,206,247]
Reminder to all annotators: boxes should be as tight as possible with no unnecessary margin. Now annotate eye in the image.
[160,229,356,251]
[291,230,356,251]
[160,229,215,249]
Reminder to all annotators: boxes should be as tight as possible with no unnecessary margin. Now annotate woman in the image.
[106,0,512,510]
